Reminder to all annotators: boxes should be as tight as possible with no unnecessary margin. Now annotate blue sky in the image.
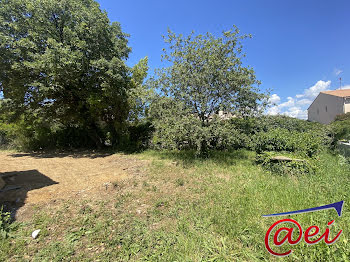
[98,0,350,118]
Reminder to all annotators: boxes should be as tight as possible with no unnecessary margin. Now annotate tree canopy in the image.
[149,27,268,155]
[155,27,268,121]
[0,0,135,148]
[0,3,270,153]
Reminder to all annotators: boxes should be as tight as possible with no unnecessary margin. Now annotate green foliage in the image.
[254,115,324,132]
[150,97,202,151]
[0,207,14,239]
[255,151,316,175]
[253,128,324,157]
[0,0,137,149]
[128,57,153,123]
[149,27,268,156]
[123,121,154,152]
[150,105,331,157]
[334,112,350,122]
[0,113,98,150]
[222,115,332,157]
[331,113,350,142]
[0,122,16,148]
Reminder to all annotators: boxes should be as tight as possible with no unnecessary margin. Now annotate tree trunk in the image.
[87,122,103,149]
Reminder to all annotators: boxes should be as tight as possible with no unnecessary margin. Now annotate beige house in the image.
[308,89,350,124]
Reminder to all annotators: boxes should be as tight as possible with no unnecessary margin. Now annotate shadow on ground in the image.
[9,150,114,159]
[0,170,58,219]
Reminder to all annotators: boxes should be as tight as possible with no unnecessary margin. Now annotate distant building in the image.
[207,110,235,121]
[308,89,350,124]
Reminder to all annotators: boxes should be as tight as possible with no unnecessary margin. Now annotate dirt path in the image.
[0,151,148,219]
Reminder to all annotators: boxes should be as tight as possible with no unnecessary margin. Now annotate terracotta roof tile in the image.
[321,89,350,97]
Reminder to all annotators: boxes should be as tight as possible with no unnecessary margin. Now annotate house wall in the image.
[344,97,350,113]
[308,93,344,124]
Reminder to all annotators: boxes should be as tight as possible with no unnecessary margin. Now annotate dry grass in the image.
[0,151,149,220]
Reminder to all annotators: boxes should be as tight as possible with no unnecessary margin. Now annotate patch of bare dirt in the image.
[0,151,149,219]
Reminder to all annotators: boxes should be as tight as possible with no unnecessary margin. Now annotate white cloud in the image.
[296,99,312,106]
[267,80,332,120]
[278,97,295,108]
[267,106,279,116]
[269,94,280,104]
[341,85,350,90]
[283,107,308,119]
[301,80,331,99]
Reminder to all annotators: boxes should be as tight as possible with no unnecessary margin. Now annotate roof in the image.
[307,88,350,110]
[320,89,350,97]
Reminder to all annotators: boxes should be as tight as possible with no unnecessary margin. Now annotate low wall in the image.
[338,142,350,157]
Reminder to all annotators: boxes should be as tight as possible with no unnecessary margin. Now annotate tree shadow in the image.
[0,170,58,219]
[8,150,114,159]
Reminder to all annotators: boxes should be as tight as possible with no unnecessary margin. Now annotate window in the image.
[325,106,327,112]
[345,98,350,104]
[317,108,319,114]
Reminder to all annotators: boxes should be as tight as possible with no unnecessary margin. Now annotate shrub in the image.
[255,115,323,132]
[253,128,324,157]
[227,115,324,134]
[228,116,332,155]
[149,112,331,156]
[0,123,17,148]
[119,122,154,152]
[149,100,253,156]
[0,118,102,151]
[330,113,350,143]
[207,120,253,150]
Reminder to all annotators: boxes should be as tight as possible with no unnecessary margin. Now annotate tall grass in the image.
[1,150,349,261]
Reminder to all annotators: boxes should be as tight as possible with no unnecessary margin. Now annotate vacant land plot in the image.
[0,151,149,220]
[1,150,350,261]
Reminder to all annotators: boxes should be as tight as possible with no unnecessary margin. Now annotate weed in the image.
[175,178,185,186]
[151,185,158,192]
[2,150,350,261]
[0,207,13,239]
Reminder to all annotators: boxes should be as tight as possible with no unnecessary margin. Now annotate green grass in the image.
[1,149,350,261]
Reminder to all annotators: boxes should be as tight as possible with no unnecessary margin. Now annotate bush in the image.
[255,115,323,132]
[149,100,252,156]
[208,120,253,150]
[224,116,332,154]
[149,111,332,156]
[0,123,16,148]
[330,113,350,143]
[252,128,324,157]
[119,122,154,152]
[226,115,325,134]
[0,119,102,151]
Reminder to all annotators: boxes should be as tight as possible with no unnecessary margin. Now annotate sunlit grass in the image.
[1,150,349,261]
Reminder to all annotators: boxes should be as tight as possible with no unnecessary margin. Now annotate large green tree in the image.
[150,27,269,155]
[0,0,133,148]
